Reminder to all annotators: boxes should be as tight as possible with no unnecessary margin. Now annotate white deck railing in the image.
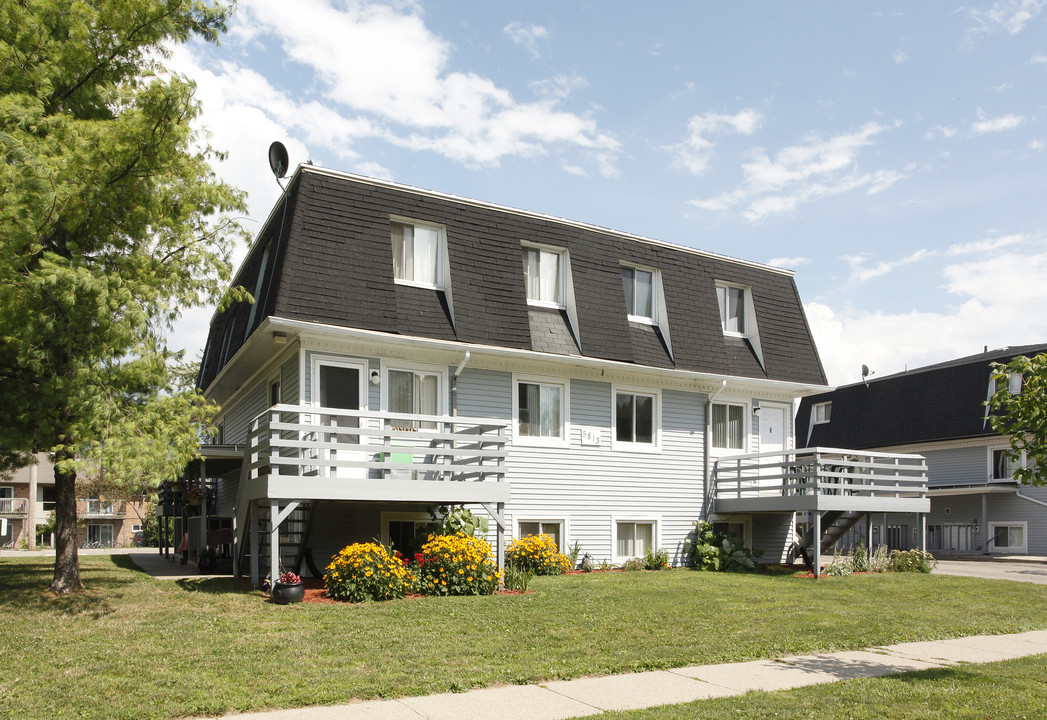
[714,447,928,512]
[244,404,508,484]
[0,497,28,515]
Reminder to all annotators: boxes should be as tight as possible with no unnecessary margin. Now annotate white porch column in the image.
[918,514,926,551]
[865,513,873,553]
[270,499,281,585]
[812,512,821,579]
[496,502,505,572]
[250,500,260,587]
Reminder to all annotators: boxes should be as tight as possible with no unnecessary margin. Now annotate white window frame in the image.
[710,401,748,452]
[516,518,568,553]
[989,445,1024,482]
[87,523,114,547]
[715,283,747,337]
[612,516,660,563]
[522,243,566,309]
[812,402,832,424]
[988,521,1027,553]
[391,218,447,290]
[381,361,448,426]
[611,385,661,451]
[621,264,657,324]
[512,374,570,447]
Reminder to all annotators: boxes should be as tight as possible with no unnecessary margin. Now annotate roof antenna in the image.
[861,364,874,387]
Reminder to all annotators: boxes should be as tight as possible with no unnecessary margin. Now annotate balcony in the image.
[713,447,929,515]
[0,498,28,516]
[77,499,127,518]
[240,404,510,505]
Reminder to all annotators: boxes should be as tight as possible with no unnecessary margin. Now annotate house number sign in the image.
[581,428,600,446]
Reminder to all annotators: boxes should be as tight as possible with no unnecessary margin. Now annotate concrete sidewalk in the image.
[203,630,1047,720]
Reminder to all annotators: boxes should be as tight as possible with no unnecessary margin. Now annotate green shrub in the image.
[644,546,670,570]
[889,549,937,573]
[417,532,501,596]
[505,533,571,575]
[870,544,890,572]
[851,540,870,573]
[324,542,412,602]
[685,521,763,572]
[503,564,534,592]
[823,547,853,576]
[620,557,646,571]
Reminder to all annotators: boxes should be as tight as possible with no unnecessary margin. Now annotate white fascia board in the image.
[264,316,829,397]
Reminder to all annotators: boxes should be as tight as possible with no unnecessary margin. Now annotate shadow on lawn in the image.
[175,576,255,595]
[0,559,118,618]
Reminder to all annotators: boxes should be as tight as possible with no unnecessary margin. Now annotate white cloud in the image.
[691,121,907,221]
[186,0,619,175]
[671,109,763,176]
[968,0,1045,34]
[925,124,958,140]
[529,74,588,101]
[504,21,550,59]
[1031,54,1047,63]
[971,109,1025,134]
[946,232,1029,255]
[892,50,910,64]
[767,256,810,268]
[808,240,1047,385]
[843,249,936,283]
[1029,139,1045,150]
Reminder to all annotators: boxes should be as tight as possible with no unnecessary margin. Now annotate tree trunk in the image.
[49,446,82,593]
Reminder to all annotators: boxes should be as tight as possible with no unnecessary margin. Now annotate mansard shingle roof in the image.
[199,168,827,391]
[796,343,1047,449]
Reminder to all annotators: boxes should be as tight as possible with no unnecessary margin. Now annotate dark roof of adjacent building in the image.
[796,343,1047,449]
[199,167,828,391]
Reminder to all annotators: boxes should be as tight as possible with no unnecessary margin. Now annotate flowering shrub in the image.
[416,532,500,596]
[325,542,413,602]
[505,533,571,575]
[889,549,936,573]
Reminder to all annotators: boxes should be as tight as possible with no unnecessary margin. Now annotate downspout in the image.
[1015,488,1047,508]
[450,351,471,417]
[703,379,728,518]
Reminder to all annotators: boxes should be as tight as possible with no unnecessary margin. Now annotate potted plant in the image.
[196,546,219,574]
[183,486,210,507]
[270,570,305,604]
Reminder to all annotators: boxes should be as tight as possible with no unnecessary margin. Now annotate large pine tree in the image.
[0,0,248,592]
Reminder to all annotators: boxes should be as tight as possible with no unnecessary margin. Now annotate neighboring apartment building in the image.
[0,454,150,548]
[796,345,1047,556]
[189,165,926,584]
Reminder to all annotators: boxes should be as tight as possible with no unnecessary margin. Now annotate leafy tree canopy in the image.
[0,0,248,591]
[988,353,1047,486]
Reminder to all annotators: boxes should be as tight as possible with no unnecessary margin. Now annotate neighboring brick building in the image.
[1,454,150,548]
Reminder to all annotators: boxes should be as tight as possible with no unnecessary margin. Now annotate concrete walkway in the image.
[198,631,1047,720]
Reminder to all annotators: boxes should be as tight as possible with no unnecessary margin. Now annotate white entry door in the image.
[759,405,786,454]
[312,358,367,478]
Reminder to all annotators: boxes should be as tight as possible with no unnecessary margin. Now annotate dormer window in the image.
[392,220,444,289]
[621,266,654,322]
[813,402,832,424]
[523,245,564,307]
[716,284,746,335]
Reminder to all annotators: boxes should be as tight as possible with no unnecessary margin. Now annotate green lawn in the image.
[607,655,1047,719]
[1,555,1045,720]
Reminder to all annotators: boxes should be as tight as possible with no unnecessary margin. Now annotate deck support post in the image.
[918,513,926,552]
[250,501,260,587]
[865,513,873,554]
[496,501,505,572]
[270,499,281,587]
[812,512,821,579]
[981,494,989,555]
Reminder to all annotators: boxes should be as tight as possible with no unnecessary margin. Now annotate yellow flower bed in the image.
[417,532,501,596]
[324,542,412,602]
[506,533,571,575]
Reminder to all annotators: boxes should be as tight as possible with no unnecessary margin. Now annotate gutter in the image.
[703,379,728,518]
[450,351,471,417]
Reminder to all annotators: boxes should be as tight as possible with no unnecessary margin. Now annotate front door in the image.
[759,405,786,453]
[313,359,367,478]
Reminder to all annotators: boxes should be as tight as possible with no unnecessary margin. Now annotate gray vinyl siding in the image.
[455,368,511,419]
[749,513,795,563]
[503,379,706,566]
[216,469,239,518]
[281,355,300,404]
[922,446,989,487]
[222,382,268,445]
[922,488,1047,555]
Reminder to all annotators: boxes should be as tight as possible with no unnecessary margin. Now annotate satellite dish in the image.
[861,364,870,378]
[268,141,289,179]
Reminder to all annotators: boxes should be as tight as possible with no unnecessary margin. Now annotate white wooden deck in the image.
[714,447,929,514]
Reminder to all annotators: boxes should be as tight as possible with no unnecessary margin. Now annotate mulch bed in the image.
[294,578,529,604]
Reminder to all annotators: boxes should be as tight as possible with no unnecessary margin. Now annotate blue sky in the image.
[170,1,1047,385]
